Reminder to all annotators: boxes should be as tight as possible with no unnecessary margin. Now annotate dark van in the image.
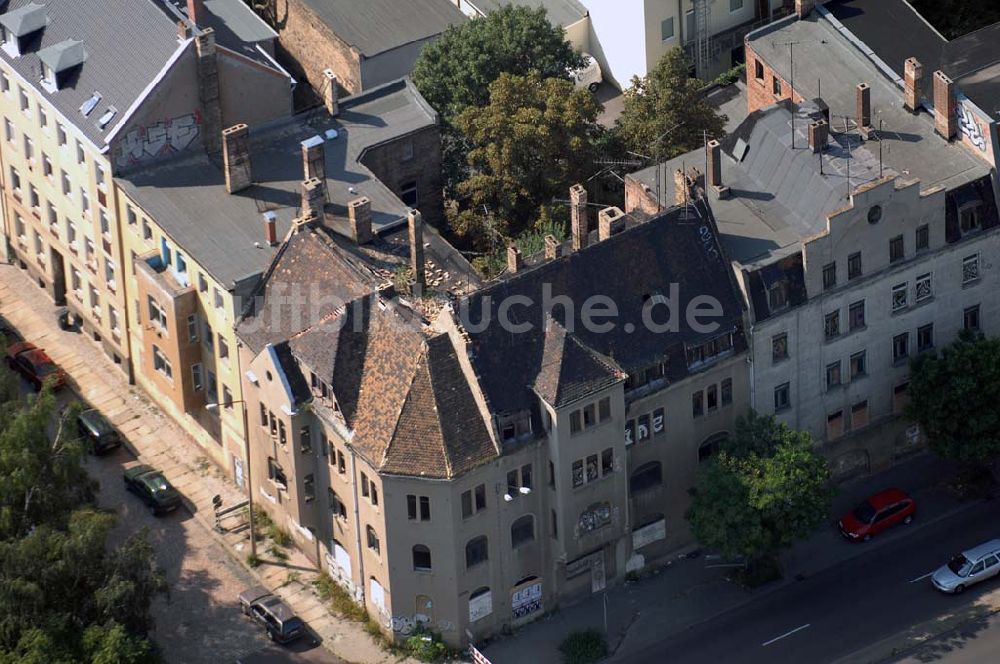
[78,409,122,454]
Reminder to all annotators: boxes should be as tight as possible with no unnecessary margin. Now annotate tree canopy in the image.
[906,331,1000,466]
[412,5,584,124]
[616,47,727,163]
[451,71,601,241]
[0,365,165,662]
[687,411,832,564]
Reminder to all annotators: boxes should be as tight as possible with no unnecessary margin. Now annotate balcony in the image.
[134,251,194,297]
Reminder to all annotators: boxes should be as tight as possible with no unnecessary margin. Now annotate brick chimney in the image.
[856,83,871,133]
[263,212,277,246]
[933,70,956,140]
[598,207,626,241]
[570,183,588,251]
[408,209,425,289]
[322,69,339,117]
[795,0,814,19]
[187,0,203,25]
[301,178,325,218]
[348,197,373,245]
[301,135,326,182]
[904,57,923,112]
[707,139,722,188]
[222,124,252,193]
[195,29,222,156]
[544,234,561,260]
[507,244,523,273]
[808,119,829,153]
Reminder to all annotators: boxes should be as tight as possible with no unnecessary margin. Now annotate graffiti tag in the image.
[114,112,202,167]
[957,103,987,152]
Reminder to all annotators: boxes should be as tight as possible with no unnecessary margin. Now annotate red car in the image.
[6,341,66,390]
[839,488,915,541]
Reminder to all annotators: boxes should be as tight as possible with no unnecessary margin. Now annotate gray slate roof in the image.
[299,0,466,57]
[0,3,47,37]
[37,39,85,73]
[468,0,588,28]
[0,0,182,147]
[117,78,438,288]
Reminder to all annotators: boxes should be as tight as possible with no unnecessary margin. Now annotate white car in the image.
[931,538,1000,594]
[573,53,602,93]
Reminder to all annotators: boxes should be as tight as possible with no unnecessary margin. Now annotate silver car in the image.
[932,538,1000,594]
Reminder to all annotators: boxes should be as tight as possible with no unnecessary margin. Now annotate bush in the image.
[403,626,452,662]
[246,552,261,568]
[313,574,368,622]
[730,557,782,589]
[946,465,997,501]
[269,526,293,548]
[558,629,608,664]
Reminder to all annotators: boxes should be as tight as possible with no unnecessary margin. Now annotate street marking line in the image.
[909,572,934,583]
[761,623,811,647]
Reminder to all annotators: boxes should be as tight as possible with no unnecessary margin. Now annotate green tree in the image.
[906,331,1000,466]
[616,47,727,163]
[412,5,584,124]
[687,412,832,567]
[453,72,601,241]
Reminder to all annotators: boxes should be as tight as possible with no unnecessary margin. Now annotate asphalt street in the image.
[618,499,1000,664]
[895,611,1000,663]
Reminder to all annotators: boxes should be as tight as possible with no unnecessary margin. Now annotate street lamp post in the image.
[206,399,256,557]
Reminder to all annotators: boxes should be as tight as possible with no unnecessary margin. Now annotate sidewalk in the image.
[482,451,970,664]
[0,265,415,664]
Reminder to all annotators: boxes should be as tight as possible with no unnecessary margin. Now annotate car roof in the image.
[125,464,155,478]
[7,340,37,355]
[239,585,272,605]
[867,488,910,510]
[260,596,298,623]
[963,539,1000,560]
[79,409,113,432]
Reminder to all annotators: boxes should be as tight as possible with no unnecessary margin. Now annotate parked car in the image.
[239,586,306,644]
[838,488,915,541]
[123,464,182,515]
[932,539,1000,594]
[572,52,603,92]
[78,409,122,454]
[5,341,66,390]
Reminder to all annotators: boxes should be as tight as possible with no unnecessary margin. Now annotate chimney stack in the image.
[706,139,722,188]
[904,57,923,112]
[408,209,425,290]
[222,124,252,193]
[544,234,562,260]
[570,184,588,251]
[301,178,325,220]
[598,207,626,241]
[808,119,829,153]
[507,244,523,273]
[348,197,373,245]
[933,70,956,140]
[795,0,814,19]
[187,0,203,25]
[856,83,872,134]
[177,20,191,41]
[322,69,339,117]
[195,29,222,155]
[263,212,277,246]
[301,136,326,182]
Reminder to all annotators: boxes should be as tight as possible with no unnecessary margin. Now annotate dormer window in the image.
[0,3,48,58]
[38,39,86,92]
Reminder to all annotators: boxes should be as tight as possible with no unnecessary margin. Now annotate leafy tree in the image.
[687,412,832,566]
[616,47,727,163]
[453,72,601,240]
[906,331,1000,466]
[412,5,584,124]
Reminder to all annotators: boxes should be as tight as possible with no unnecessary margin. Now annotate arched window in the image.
[412,544,432,571]
[511,514,535,548]
[629,461,662,495]
[469,586,492,622]
[699,432,730,462]
[366,525,380,555]
[466,535,489,568]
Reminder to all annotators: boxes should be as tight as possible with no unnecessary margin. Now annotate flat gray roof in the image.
[118,79,437,288]
[298,0,466,57]
[469,0,588,28]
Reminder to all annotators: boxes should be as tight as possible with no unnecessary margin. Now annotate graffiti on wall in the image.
[114,112,202,168]
[957,102,987,152]
[386,613,456,635]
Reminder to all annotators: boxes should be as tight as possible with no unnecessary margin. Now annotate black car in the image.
[78,409,122,454]
[239,586,306,644]
[123,464,182,515]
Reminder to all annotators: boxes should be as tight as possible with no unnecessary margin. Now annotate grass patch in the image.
[402,626,457,662]
[313,574,368,622]
[246,552,261,568]
[267,544,289,561]
[559,629,608,664]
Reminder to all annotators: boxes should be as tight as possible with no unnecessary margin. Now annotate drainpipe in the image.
[348,445,366,604]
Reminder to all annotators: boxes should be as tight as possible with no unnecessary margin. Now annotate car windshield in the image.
[35,361,58,376]
[947,554,973,577]
[143,473,171,493]
[852,500,877,524]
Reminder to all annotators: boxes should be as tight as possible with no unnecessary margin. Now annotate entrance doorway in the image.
[50,247,66,305]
